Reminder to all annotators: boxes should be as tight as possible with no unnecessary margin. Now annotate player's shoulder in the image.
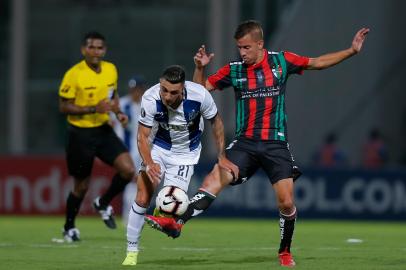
[142,83,160,101]
[62,61,85,80]
[65,60,84,73]
[101,61,118,73]
[268,50,281,55]
[229,60,243,66]
[184,81,208,101]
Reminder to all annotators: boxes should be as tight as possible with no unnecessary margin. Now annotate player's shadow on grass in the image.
[142,256,270,266]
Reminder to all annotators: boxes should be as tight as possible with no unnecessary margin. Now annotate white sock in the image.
[126,202,147,252]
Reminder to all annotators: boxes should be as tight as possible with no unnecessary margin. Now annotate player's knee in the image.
[135,193,150,208]
[73,183,89,197]
[200,165,228,193]
[278,198,295,213]
[119,164,135,181]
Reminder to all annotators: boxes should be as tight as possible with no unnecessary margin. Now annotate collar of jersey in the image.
[245,49,268,69]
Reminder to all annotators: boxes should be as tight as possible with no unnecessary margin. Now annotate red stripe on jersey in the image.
[247,67,256,90]
[261,97,273,140]
[284,51,310,68]
[245,99,257,138]
[262,56,274,87]
[207,64,231,90]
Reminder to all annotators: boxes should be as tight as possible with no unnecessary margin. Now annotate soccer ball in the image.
[156,186,189,216]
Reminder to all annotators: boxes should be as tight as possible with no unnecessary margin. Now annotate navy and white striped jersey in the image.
[112,95,142,168]
[139,81,218,165]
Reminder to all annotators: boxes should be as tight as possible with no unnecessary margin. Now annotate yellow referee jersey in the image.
[59,60,118,128]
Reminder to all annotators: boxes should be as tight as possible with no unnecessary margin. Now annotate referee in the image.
[59,31,135,242]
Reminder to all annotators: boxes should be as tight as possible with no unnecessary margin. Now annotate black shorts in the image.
[66,124,128,178]
[225,137,301,185]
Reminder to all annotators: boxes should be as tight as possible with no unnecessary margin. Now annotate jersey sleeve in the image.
[138,94,156,128]
[200,88,218,120]
[108,63,119,100]
[207,64,232,90]
[112,64,118,92]
[59,69,77,99]
[283,51,309,75]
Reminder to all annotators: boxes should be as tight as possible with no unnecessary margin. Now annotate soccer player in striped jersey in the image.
[145,20,369,267]
[122,65,236,266]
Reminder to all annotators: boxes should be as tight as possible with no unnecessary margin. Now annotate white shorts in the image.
[140,150,195,192]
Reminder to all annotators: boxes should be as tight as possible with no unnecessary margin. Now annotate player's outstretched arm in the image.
[137,124,161,183]
[193,45,215,90]
[306,27,370,70]
[209,114,239,179]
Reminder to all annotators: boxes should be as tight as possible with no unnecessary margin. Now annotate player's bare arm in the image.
[59,97,111,115]
[137,124,161,183]
[111,92,129,127]
[193,45,215,91]
[209,114,239,178]
[306,27,370,70]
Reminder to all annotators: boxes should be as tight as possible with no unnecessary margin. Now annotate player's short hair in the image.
[234,20,263,41]
[161,65,185,84]
[82,31,106,46]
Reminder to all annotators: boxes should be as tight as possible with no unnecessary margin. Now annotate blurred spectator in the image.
[313,132,347,168]
[111,75,147,225]
[362,128,388,169]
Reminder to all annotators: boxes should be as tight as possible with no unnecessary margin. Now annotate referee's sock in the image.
[99,174,130,208]
[278,207,297,253]
[176,189,216,224]
[64,192,84,231]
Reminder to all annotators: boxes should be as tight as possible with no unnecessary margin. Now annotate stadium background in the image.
[1,0,406,220]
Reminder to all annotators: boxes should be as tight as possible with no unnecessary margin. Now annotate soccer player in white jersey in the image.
[111,75,147,225]
[122,65,237,266]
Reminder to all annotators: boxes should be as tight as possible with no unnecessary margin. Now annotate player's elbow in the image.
[59,103,68,114]
[308,58,324,70]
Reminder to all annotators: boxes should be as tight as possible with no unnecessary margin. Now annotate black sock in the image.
[278,208,297,253]
[99,174,130,208]
[176,190,216,224]
[64,192,84,231]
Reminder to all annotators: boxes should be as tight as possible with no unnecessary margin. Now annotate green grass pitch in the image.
[0,216,405,269]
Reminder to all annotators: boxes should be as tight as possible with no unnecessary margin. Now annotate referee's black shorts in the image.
[225,137,301,185]
[65,124,128,178]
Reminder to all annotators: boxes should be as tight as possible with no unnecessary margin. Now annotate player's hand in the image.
[95,100,111,113]
[351,28,370,53]
[146,163,161,183]
[194,45,214,68]
[218,156,239,181]
[116,112,129,128]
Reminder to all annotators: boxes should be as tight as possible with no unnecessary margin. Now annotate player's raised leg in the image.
[273,178,297,267]
[145,163,234,238]
[123,171,157,266]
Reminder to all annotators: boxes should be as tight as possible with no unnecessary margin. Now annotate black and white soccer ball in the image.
[156,186,189,216]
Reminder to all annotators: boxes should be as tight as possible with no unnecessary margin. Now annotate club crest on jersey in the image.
[154,111,167,121]
[185,109,199,122]
[256,71,264,83]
